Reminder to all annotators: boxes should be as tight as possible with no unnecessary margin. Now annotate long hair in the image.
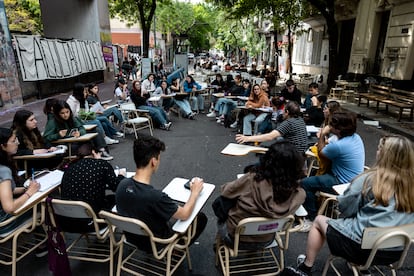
[52,100,76,129]
[249,84,262,101]
[12,109,45,150]
[323,101,341,126]
[254,140,304,204]
[73,83,86,108]
[362,135,414,212]
[0,128,18,182]
[43,98,59,115]
[185,75,195,84]
[131,80,141,95]
[87,83,99,101]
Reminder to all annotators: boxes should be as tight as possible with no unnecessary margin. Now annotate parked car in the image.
[187,53,195,60]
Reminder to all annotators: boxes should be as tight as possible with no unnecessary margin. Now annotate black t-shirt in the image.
[228,84,244,96]
[116,178,178,239]
[281,87,302,105]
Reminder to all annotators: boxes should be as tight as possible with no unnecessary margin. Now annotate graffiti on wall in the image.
[0,0,23,110]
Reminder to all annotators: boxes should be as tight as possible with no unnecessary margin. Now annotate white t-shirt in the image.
[141,79,155,93]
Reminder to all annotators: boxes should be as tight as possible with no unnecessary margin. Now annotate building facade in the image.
[292,0,414,89]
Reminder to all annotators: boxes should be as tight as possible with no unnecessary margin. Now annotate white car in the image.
[187,53,195,60]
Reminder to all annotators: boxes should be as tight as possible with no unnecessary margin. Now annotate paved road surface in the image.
[1,81,413,275]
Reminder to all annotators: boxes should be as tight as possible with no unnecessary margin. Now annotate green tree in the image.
[4,0,42,34]
[211,0,341,87]
[156,1,215,53]
[108,0,167,57]
[209,0,305,77]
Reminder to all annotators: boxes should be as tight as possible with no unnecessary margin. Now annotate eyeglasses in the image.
[7,137,19,145]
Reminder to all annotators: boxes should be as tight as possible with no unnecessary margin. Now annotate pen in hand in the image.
[31,168,35,182]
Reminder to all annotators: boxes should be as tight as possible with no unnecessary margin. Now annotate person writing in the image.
[57,143,124,232]
[280,80,302,105]
[0,128,40,234]
[241,84,270,136]
[116,134,207,252]
[284,135,414,276]
[12,110,63,170]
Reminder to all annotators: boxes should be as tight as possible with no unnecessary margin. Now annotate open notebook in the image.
[24,170,64,192]
[221,143,268,156]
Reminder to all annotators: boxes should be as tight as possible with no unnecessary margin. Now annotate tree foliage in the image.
[156,1,215,52]
[108,0,166,57]
[210,0,339,86]
[208,0,306,74]
[4,0,42,34]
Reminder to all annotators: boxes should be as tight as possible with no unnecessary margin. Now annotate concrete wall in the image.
[349,0,414,81]
[40,0,99,41]
[39,0,114,83]
[381,1,414,80]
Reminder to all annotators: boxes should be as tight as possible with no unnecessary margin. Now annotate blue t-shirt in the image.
[322,134,365,183]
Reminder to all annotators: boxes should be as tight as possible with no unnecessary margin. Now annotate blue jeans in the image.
[103,107,123,123]
[243,112,268,135]
[190,94,204,111]
[301,173,339,220]
[174,99,192,116]
[96,116,118,137]
[214,98,235,115]
[138,105,168,126]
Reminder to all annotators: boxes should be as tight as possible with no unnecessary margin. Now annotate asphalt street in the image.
[1,79,414,275]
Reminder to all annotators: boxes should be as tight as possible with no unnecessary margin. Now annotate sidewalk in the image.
[0,81,116,130]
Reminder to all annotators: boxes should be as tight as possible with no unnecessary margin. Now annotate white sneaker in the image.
[230,121,238,129]
[115,131,124,138]
[299,219,313,233]
[297,254,306,267]
[100,150,114,161]
[207,111,217,118]
[104,136,119,145]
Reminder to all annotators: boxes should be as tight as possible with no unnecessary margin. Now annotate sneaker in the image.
[230,121,238,129]
[35,244,48,257]
[163,122,172,130]
[115,131,124,138]
[297,254,306,267]
[188,113,195,120]
[100,150,114,161]
[207,111,217,118]
[104,136,119,145]
[283,266,311,276]
[299,219,313,233]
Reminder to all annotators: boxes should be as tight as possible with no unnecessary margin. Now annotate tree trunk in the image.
[326,18,338,89]
[287,24,293,79]
[142,25,150,58]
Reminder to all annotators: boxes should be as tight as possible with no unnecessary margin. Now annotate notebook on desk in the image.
[24,170,64,192]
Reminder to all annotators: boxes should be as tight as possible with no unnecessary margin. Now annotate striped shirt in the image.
[276,117,308,153]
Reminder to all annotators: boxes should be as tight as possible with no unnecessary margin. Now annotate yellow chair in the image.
[99,210,193,276]
[322,223,414,276]
[215,215,295,276]
[0,205,46,276]
[48,199,116,275]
